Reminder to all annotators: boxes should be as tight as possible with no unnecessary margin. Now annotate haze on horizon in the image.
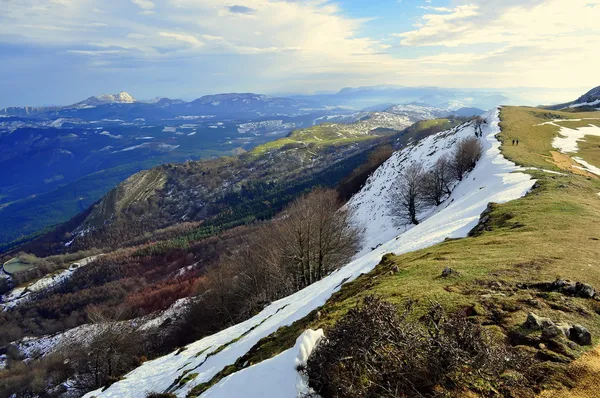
[1,0,598,108]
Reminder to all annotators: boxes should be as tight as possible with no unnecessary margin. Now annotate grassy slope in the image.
[251,117,458,154]
[188,106,600,397]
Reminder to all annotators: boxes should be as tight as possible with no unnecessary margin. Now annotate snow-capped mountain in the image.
[83,109,534,398]
[68,91,136,109]
[568,85,600,109]
[546,85,600,110]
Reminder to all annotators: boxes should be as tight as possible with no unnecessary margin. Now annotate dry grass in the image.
[538,346,600,398]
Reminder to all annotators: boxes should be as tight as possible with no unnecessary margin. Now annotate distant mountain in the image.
[291,85,510,110]
[0,92,326,121]
[545,85,600,110]
[67,91,136,109]
[452,107,486,117]
[567,86,600,110]
[384,104,449,120]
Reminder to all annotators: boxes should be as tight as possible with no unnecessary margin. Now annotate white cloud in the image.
[131,0,155,10]
[159,31,204,47]
[0,0,598,97]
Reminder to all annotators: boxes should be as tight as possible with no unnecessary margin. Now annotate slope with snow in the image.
[1,255,101,310]
[348,120,480,256]
[545,119,600,176]
[85,108,535,398]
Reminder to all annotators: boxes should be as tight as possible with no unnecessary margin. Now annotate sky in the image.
[1,0,599,107]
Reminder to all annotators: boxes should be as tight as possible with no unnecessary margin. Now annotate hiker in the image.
[516,139,519,146]
[512,139,515,145]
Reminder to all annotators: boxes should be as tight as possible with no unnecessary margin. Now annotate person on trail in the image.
[516,139,519,146]
[512,139,515,145]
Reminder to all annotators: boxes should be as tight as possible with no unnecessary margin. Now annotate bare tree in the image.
[185,188,362,338]
[451,137,483,181]
[389,162,426,225]
[421,155,454,206]
[64,308,142,391]
[278,189,362,290]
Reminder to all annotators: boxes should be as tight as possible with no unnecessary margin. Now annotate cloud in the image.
[0,0,598,106]
[227,5,256,15]
[159,32,204,47]
[131,0,154,10]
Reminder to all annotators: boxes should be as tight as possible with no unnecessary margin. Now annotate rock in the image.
[551,279,570,289]
[525,312,554,330]
[563,284,577,295]
[508,329,540,347]
[575,282,595,298]
[490,281,502,289]
[570,325,592,346]
[542,322,571,340]
[441,267,459,278]
[390,265,400,274]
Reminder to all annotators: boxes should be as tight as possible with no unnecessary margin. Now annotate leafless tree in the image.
[278,189,362,290]
[389,162,426,225]
[451,137,483,181]
[421,155,454,206]
[64,308,142,391]
[186,188,362,336]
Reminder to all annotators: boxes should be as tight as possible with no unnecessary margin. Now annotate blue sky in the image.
[1,0,598,107]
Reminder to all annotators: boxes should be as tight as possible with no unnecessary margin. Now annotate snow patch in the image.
[550,122,600,153]
[573,157,600,176]
[569,99,600,108]
[200,329,323,398]
[99,131,122,139]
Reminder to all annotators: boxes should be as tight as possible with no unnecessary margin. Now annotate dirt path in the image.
[549,151,598,179]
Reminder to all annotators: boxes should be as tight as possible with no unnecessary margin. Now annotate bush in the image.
[305,297,542,398]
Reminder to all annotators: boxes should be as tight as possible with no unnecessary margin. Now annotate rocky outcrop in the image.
[523,312,592,346]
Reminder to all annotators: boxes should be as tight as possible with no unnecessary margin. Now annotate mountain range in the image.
[0,89,485,250]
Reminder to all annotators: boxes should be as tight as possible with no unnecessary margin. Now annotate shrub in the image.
[305,297,541,398]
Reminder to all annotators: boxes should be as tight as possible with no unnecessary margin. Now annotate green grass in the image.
[188,106,600,396]
[251,133,386,154]
[251,117,460,155]
[499,106,600,171]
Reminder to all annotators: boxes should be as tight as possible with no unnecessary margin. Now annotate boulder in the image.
[542,322,571,340]
[441,267,459,278]
[570,325,592,346]
[525,312,554,330]
[575,282,595,298]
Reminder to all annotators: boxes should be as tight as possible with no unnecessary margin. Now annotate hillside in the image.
[79,105,600,398]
